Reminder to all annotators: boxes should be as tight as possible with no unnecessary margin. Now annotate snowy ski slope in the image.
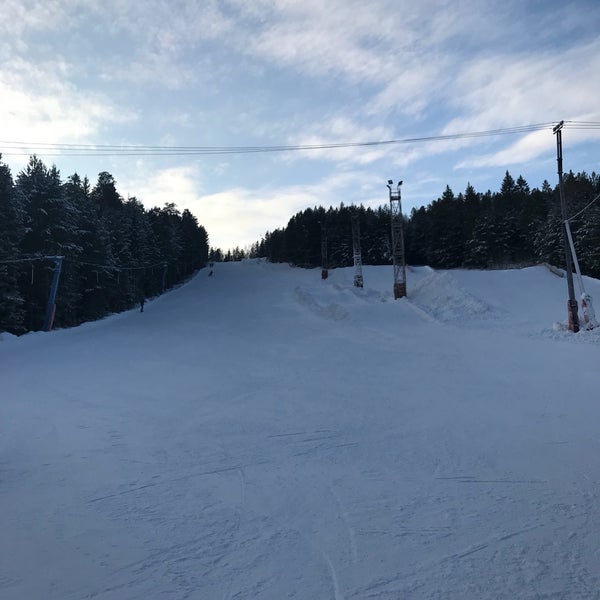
[2,260,600,599]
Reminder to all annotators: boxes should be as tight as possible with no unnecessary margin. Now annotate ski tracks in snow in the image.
[327,484,359,566]
[221,466,247,600]
[352,524,542,599]
[293,286,349,321]
[322,551,344,600]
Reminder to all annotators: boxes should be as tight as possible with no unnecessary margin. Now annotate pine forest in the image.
[0,156,209,335]
[250,171,600,278]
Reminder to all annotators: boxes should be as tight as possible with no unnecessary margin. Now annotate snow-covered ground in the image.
[2,260,600,599]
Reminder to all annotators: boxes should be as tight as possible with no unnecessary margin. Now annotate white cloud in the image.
[446,38,600,170]
[188,171,375,250]
[1,59,135,171]
[0,0,81,37]
[238,0,394,81]
[123,164,203,210]
[457,127,600,172]
[195,188,304,250]
[116,163,288,250]
[285,116,395,165]
[366,61,446,117]
[455,130,553,170]
[131,164,378,250]
[450,39,600,127]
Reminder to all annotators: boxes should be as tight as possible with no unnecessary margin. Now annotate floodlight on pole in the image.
[388,180,407,299]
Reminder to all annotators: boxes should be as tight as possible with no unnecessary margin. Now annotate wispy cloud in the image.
[1,58,135,170]
[447,38,600,169]
[238,0,393,82]
[447,44,600,129]
[192,171,375,249]
[0,0,80,37]
[284,116,394,165]
[123,164,204,209]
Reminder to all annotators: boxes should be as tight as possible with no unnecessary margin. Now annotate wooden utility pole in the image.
[553,121,579,332]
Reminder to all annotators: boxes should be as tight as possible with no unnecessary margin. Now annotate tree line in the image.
[251,171,600,277]
[3,158,598,335]
[0,155,209,335]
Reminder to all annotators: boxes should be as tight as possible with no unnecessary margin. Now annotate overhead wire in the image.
[567,191,600,223]
[564,120,600,128]
[0,121,573,157]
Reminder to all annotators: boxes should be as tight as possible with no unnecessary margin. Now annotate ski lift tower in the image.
[352,214,364,288]
[387,179,407,299]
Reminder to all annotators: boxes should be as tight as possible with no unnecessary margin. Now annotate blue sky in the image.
[2,0,600,250]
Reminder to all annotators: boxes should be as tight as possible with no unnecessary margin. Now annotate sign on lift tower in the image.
[387,180,407,299]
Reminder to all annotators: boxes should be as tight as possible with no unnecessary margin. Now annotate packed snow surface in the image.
[2,261,600,599]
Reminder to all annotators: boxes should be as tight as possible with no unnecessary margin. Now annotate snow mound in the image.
[332,282,389,303]
[408,270,500,323]
[293,286,349,320]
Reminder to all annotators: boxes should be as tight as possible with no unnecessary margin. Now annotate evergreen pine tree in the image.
[0,157,25,333]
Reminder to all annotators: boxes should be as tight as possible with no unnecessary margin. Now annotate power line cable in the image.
[0,122,563,157]
[565,121,600,126]
[567,191,600,223]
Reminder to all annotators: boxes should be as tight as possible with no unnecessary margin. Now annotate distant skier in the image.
[140,296,145,312]
[208,269,213,277]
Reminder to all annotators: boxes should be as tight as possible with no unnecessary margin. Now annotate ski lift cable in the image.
[0,255,59,265]
[63,258,168,271]
[0,255,168,271]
